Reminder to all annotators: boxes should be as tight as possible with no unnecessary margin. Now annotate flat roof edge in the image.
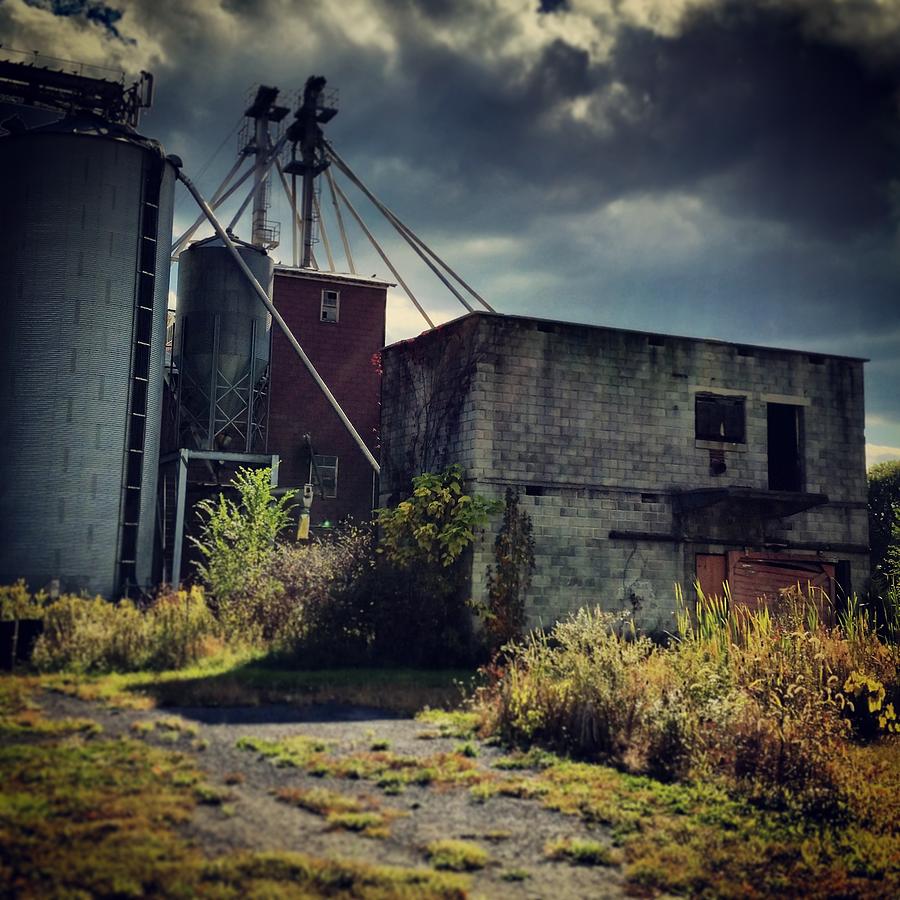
[382,310,868,363]
[274,265,395,289]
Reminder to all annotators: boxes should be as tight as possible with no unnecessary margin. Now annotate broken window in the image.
[320,289,340,323]
[695,393,746,443]
[767,403,804,492]
[310,454,338,498]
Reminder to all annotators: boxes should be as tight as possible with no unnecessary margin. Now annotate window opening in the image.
[311,454,338,498]
[320,289,340,323]
[695,393,746,443]
[767,403,804,491]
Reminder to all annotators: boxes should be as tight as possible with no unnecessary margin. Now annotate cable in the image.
[326,144,495,313]
[330,176,434,329]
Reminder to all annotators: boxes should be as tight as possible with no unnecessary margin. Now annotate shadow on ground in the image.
[123,659,474,715]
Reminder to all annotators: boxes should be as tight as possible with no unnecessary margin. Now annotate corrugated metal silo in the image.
[0,121,176,597]
[174,236,273,454]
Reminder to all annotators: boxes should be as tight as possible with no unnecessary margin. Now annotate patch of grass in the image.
[238,734,490,794]
[415,708,479,738]
[493,747,557,770]
[425,839,489,871]
[208,852,468,898]
[370,738,391,751]
[194,783,233,806]
[545,836,614,866]
[0,676,102,739]
[454,741,478,758]
[236,734,333,768]
[277,786,402,838]
[500,868,530,881]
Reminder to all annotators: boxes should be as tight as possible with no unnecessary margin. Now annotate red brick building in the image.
[268,267,389,528]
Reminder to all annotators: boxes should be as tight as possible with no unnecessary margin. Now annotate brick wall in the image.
[381,312,870,633]
[268,269,386,526]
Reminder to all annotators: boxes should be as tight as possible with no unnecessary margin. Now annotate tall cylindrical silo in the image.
[0,120,176,598]
[174,236,273,454]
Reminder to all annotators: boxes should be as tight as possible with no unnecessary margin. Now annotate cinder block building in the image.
[268,267,388,527]
[379,312,869,634]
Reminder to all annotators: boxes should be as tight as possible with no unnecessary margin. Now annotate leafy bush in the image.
[376,465,500,569]
[264,525,375,658]
[29,586,218,674]
[1,580,47,621]
[868,460,900,587]
[191,467,296,637]
[486,607,692,778]
[371,465,501,666]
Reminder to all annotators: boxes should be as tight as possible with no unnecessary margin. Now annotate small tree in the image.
[373,464,501,665]
[868,461,900,587]
[484,488,536,651]
[377,464,500,569]
[191,468,296,624]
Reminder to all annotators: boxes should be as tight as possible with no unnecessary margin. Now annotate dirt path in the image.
[38,691,629,899]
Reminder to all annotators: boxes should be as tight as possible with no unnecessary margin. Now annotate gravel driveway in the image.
[38,691,629,899]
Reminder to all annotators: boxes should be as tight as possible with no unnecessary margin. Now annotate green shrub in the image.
[1,580,47,621]
[266,525,375,658]
[376,464,500,570]
[191,467,296,636]
[372,465,501,666]
[29,586,219,674]
[32,594,148,673]
[144,586,221,670]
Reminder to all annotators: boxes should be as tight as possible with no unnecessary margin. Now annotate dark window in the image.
[310,454,338,498]
[767,403,804,491]
[695,393,746,443]
[320,289,340,323]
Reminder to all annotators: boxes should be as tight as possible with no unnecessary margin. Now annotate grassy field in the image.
[2,662,898,897]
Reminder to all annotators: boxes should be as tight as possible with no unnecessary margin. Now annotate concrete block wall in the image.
[380,312,870,632]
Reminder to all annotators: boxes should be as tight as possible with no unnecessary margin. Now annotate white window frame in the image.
[320,289,340,323]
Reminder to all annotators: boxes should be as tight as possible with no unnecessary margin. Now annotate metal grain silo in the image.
[0,120,176,598]
[174,236,273,454]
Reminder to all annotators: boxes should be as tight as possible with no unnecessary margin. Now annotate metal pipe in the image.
[171,449,188,586]
[330,151,472,312]
[250,114,269,246]
[175,167,381,473]
[331,178,435,329]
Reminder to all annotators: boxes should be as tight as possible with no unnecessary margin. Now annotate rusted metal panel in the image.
[696,553,727,599]
[726,552,835,614]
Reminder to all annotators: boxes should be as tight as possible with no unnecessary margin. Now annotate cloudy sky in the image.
[2,0,899,466]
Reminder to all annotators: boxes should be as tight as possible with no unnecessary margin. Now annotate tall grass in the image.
[478,584,899,814]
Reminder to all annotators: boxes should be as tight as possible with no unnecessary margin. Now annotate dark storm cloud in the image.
[2,0,899,453]
[340,0,900,243]
[24,0,133,42]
